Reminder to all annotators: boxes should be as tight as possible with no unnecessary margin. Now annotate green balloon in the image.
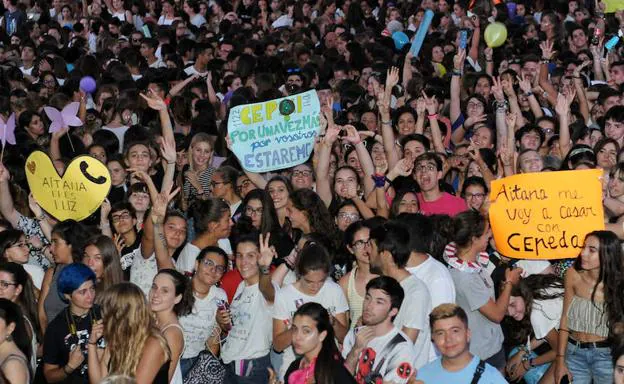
[484,22,507,48]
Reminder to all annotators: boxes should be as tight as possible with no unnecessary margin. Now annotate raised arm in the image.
[378,78,400,169]
[342,124,375,195]
[149,187,178,270]
[315,110,340,207]
[556,91,576,159]
[538,41,558,106]
[257,233,276,303]
[491,76,507,152]
[423,91,446,153]
[450,49,467,145]
[0,163,20,227]
[518,73,543,121]
[572,61,591,123]
[168,74,199,98]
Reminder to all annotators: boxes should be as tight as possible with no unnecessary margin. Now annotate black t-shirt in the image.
[43,306,103,384]
[285,357,357,384]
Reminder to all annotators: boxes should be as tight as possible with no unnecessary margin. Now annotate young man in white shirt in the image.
[369,221,434,369]
[416,304,507,383]
[397,213,456,308]
[343,276,417,384]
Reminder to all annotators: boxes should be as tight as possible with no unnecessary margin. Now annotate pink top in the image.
[417,192,467,216]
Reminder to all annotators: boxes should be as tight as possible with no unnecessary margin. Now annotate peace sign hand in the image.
[258,233,275,268]
[421,91,437,115]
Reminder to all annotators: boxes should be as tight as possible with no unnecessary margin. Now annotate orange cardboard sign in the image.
[488,169,605,259]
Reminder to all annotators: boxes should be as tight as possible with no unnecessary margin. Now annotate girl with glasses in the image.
[0,230,45,290]
[178,247,228,377]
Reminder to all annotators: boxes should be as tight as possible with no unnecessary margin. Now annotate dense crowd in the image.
[0,0,624,383]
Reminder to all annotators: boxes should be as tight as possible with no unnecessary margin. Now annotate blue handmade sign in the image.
[228,90,321,173]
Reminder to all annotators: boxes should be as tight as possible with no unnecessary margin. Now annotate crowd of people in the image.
[0,0,623,382]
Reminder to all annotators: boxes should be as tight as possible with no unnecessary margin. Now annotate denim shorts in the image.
[566,341,613,384]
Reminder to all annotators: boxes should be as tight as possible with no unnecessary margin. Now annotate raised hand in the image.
[391,157,414,177]
[491,76,505,102]
[386,66,400,90]
[539,40,555,61]
[505,111,518,130]
[258,232,275,268]
[464,114,488,130]
[421,91,437,115]
[160,136,177,165]
[516,73,532,94]
[342,124,362,145]
[140,89,167,111]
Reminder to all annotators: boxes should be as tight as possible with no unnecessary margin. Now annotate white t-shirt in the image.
[190,13,206,27]
[149,59,167,68]
[221,281,276,363]
[179,285,227,359]
[176,240,232,275]
[394,274,434,369]
[273,280,349,380]
[184,65,207,77]
[126,248,158,296]
[23,263,44,290]
[343,326,417,384]
[531,288,564,340]
[406,255,456,308]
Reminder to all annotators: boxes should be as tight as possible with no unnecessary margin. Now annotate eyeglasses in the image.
[236,179,251,193]
[465,192,486,199]
[351,238,371,250]
[467,102,483,109]
[200,258,227,274]
[111,212,132,223]
[0,281,17,290]
[415,164,437,173]
[292,170,312,178]
[337,212,360,222]
[245,206,263,216]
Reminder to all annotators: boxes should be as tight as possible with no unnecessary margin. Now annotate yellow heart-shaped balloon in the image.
[25,151,111,222]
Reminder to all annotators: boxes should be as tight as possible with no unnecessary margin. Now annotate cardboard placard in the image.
[25,151,111,221]
[488,169,604,259]
[228,90,321,173]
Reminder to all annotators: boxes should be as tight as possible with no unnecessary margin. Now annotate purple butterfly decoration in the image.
[0,113,15,147]
[44,102,83,133]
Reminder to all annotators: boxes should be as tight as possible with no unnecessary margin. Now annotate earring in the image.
[5,335,12,342]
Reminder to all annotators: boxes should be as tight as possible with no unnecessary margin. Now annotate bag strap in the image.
[470,360,486,384]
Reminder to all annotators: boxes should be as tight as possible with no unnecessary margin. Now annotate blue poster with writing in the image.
[228,90,321,173]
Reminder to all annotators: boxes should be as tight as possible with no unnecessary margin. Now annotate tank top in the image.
[153,360,171,384]
[0,353,30,383]
[567,295,609,338]
[23,316,37,372]
[44,264,67,324]
[347,267,364,329]
[162,323,184,384]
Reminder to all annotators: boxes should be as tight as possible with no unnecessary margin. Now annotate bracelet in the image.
[452,70,463,77]
[559,328,570,333]
[259,265,270,275]
[556,354,565,358]
[36,214,46,221]
[88,341,97,345]
[427,113,438,120]
[486,59,493,62]
[541,57,551,62]
[63,365,73,375]
[166,160,175,165]
[573,76,581,79]
[371,174,386,188]
[381,120,392,125]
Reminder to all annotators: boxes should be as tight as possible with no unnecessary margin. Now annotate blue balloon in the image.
[392,31,409,50]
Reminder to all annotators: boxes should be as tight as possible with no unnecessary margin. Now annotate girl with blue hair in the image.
[42,263,101,383]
